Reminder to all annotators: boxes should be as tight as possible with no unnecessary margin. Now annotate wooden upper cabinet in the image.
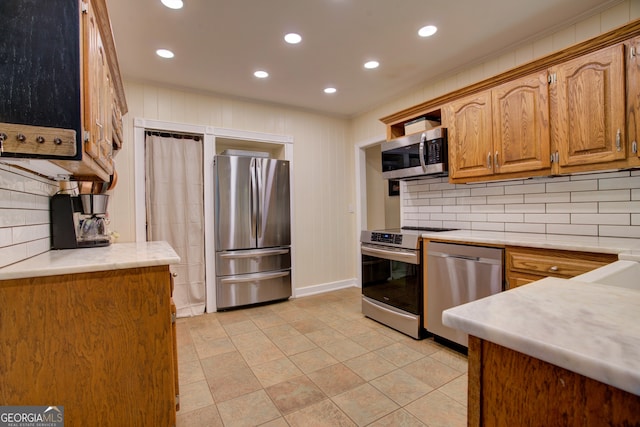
[446,72,551,182]
[492,72,551,175]
[550,44,627,172]
[628,36,640,164]
[445,91,494,180]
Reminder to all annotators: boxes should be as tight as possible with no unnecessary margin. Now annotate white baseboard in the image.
[293,278,359,298]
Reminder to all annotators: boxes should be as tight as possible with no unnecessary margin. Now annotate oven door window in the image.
[362,254,420,314]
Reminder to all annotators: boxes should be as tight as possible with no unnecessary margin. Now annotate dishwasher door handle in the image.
[428,251,499,265]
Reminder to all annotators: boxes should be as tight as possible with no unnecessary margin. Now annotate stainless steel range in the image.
[360,226,455,339]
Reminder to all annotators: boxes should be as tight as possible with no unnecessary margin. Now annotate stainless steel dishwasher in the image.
[426,241,504,347]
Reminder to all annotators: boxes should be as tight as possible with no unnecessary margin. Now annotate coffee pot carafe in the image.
[50,193,111,249]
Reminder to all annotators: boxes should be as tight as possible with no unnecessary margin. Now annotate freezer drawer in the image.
[216,269,292,309]
[216,247,291,276]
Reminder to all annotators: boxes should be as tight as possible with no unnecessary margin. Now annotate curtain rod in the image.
[145,130,201,141]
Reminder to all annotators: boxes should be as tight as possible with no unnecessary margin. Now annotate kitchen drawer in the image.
[505,246,617,289]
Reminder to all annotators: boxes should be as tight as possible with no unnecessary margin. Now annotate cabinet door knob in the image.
[549,266,559,272]
[494,151,499,168]
[487,152,492,169]
[616,129,621,152]
[172,272,178,277]
[16,133,26,142]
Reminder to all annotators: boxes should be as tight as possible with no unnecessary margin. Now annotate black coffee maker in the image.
[50,193,110,249]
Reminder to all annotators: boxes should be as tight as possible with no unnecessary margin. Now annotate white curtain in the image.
[145,132,206,317]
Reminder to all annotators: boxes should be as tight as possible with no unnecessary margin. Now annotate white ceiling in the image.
[107,0,619,118]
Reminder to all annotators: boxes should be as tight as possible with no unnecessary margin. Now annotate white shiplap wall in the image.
[402,170,640,238]
[0,163,58,268]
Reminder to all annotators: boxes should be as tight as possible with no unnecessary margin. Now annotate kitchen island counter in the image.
[0,241,180,281]
[443,276,640,396]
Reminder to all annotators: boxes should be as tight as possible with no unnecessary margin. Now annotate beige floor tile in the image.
[405,390,467,427]
[438,374,468,406]
[230,329,272,350]
[285,399,357,427]
[222,319,259,336]
[290,318,328,334]
[367,408,427,427]
[430,347,469,372]
[262,323,303,340]
[177,289,469,424]
[402,356,465,389]
[201,351,248,380]
[178,358,205,385]
[176,403,223,427]
[193,335,236,360]
[374,342,426,367]
[251,313,288,329]
[178,380,214,414]
[369,369,433,406]
[217,389,281,427]
[350,330,397,351]
[307,363,366,397]
[265,375,327,414]
[237,341,286,366]
[251,357,304,388]
[332,383,399,426]
[207,366,264,403]
[272,334,318,356]
[343,352,397,381]
[321,338,369,362]
[290,347,339,374]
[305,328,347,347]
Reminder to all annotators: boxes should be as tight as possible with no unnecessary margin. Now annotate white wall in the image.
[109,82,357,293]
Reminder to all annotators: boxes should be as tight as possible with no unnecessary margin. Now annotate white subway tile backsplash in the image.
[546,223,598,236]
[504,183,545,194]
[471,205,505,213]
[598,225,640,239]
[525,213,570,224]
[599,201,640,213]
[472,222,505,231]
[546,180,598,193]
[419,206,443,213]
[471,186,504,197]
[505,204,545,213]
[457,213,489,222]
[505,222,546,233]
[0,164,57,267]
[632,214,640,226]
[457,196,488,205]
[571,213,629,225]
[546,202,598,213]
[526,192,570,203]
[488,213,524,223]
[571,189,630,202]
[598,176,640,190]
[486,194,524,204]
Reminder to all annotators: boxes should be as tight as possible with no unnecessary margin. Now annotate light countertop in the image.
[420,230,640,259]
[0,241,180,281]
[442,276,640,396]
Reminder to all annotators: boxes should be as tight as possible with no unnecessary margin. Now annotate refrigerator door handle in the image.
[256,159,263,241]
[219,248,290,259]
[220,270,290,284]
[250,157,258,241]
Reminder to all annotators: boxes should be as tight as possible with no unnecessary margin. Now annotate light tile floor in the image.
[176,287,468,427]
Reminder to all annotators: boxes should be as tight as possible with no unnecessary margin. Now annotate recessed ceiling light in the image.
[161,0,183,9]
[324,87,337,94]
[418,25,438,37]
[364,60,379,69]
[156,49,175,59]
[284,33,302,44]
[254,70,269,78]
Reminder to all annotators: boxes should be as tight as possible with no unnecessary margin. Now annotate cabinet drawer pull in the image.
[487,152,492,169]
[633,141,638,154]
[495,151,499,168]
[616,129,621,152]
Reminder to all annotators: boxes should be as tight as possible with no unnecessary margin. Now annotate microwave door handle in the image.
[419,133,427,172]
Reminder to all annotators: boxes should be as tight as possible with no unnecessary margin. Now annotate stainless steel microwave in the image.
[381,127,448,180]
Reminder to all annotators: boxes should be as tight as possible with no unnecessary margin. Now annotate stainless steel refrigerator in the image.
[213,154,292,309]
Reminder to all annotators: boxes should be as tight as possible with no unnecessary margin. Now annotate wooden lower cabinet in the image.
[468,336,640,426]
[505,246,617,289]
[0,265,178,426]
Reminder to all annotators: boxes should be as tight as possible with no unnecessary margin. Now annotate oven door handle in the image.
[361,245,419,265]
